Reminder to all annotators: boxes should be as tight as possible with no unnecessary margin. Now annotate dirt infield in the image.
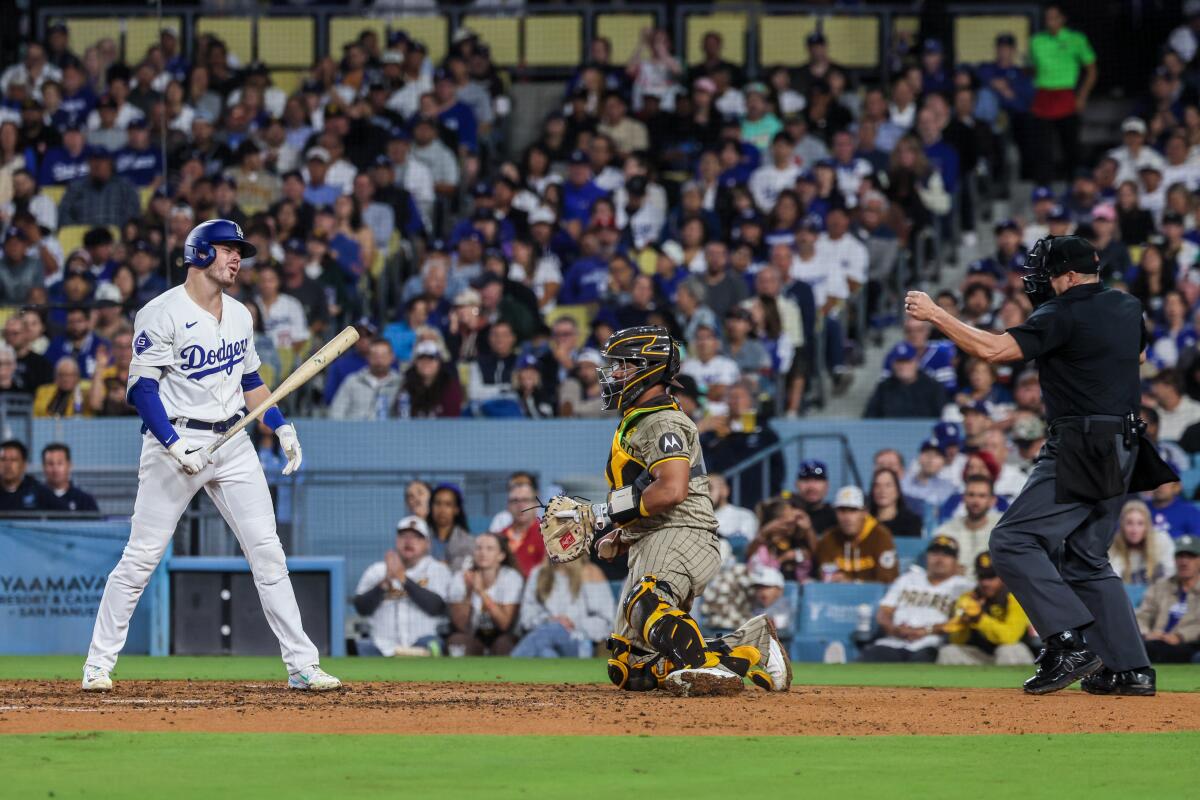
[2,681,1199,736]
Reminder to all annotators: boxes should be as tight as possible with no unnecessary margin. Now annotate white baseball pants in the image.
[86,427,319,674]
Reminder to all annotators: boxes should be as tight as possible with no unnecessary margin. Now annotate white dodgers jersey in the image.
[130,286,261,422]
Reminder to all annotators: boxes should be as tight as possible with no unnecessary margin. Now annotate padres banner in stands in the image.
[0,521,158,654]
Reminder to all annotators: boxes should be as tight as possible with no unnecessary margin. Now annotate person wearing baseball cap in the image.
[859,534,974,663]
[865,341,947,419]
[748,565,793,636]
[901,438,956,511]
[352,514,451,657]
[1097,534,1200,687]
[1085,202,1133,280]
[937,552,1035,666]
[813,485,899,584]
[1108,116,1165,184]
[791,460,836,533]
[909,152,1179,695]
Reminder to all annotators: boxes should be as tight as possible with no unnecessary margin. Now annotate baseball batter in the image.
[81,219,340,692]
[540,326,791,696]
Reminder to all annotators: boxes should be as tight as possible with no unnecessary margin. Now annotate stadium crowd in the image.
[3,5,1200,665]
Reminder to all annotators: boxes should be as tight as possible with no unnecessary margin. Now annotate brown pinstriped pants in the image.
[613,527,722,649]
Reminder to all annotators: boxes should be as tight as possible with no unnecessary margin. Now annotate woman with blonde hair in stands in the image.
[1110,499,1176,585]
[512,556,616,658]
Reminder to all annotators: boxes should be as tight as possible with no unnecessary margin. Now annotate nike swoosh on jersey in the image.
[185,321,198,329]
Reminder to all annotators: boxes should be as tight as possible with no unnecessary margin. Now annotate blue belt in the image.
[170,409,247,433]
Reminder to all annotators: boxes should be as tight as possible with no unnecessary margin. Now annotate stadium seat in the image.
[759,16,819,67]
[41,185,65,207]
[138,186,154,211]
[1124,583,1147,610]
[329,17,385,57]
[795,582,886,637]
[895,538,926,573]
[954,15,1031,63]
[56,225,92,255]
[823,16,881,69]
[196,17,253,66]
[269,69,305,97]
[524,16,582,69]
[685,12,747,67]
[893,15,920,42]
[387,16,449,64]
[463,16,520,66]
[125,18,181,63]
[596,13,656,63]
[63,17,120,56]
[257,17,315,68]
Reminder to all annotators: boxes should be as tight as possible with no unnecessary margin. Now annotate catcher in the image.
[540,326,792,696]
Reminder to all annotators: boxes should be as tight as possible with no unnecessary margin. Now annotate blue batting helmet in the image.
[183,219,257,268]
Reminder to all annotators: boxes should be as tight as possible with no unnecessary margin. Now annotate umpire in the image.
[906,235,1176,696]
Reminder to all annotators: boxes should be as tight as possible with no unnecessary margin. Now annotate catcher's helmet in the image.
[1022,235,1098,307]
[183,219,257,268]
[598,326,680,411]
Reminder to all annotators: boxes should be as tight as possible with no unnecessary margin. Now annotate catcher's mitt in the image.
[540,495,598,563]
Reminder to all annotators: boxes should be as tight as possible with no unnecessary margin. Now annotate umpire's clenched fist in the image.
[905,291,939,323]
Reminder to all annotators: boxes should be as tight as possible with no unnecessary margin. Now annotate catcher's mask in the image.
[598,326,680,411]
[1022,235,1099,308]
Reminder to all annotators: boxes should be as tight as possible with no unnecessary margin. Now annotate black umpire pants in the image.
[989,430,1150,672]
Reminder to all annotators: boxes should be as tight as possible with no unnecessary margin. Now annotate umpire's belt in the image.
[1048,414,1128,438]
[171,408,248,433]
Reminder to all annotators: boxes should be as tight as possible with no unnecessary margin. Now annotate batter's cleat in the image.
[748,616,793,692]
[1023,630,1103,695]
[1082,667,1156,696]
[81,664,113,692]
[288,665,342,691]
[662,663,744,698]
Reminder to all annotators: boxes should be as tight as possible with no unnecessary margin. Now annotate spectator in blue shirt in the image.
[302,147,340,207]
[37,124,90,185]
[56,63,96,128]
[113,118,163,189]
[45,306,109,380]
[975,33,1035,180]
[1148,481,1200,540]
[884,317,957,393]
[322,320,376,405]
[128,240,168,308]
[921,40,952,97]
[558,228,609,305]
[917,105,959,195]
[561,150,608,226]
[433,68,478,154]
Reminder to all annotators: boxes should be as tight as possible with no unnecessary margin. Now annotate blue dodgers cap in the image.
[994,217,1021,234]
[797,460,829,480]
[889,341,918,361]
[1031,185,1055,203]
[923,39,944,54]
[920,437,946,455]
[799,213,824,233]
[1048,204,1072,223]
[568,149,589,165]
[933,421,963,447]
[961,399,990,415]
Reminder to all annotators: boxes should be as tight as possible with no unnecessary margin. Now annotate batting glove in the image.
[277,424,303,475]
[167,439,209,476]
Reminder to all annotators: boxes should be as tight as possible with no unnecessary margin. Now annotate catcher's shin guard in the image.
[622,575,719,670]
[706,639,763,678]
[607,635,674,691]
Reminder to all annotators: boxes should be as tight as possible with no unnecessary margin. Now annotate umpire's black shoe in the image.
[1023,630,1103,695]
[1081,666,1157,696]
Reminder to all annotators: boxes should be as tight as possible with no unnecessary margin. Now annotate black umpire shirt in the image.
[1006,283,1143,423]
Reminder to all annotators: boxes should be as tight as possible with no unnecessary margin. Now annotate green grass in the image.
[2,655,1199,691]
[3,732,1197,799]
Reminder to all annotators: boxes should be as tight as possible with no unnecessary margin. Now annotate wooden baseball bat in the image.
[206,325,360,455]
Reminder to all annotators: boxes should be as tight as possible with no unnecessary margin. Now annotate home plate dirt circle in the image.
[1,681,1198,736]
